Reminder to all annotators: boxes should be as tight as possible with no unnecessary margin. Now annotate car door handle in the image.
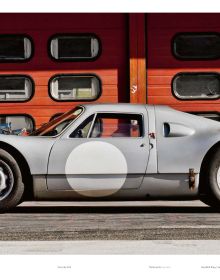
[140,143,146,147]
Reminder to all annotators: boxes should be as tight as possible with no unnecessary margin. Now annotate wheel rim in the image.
[217,166,220,189]
[0,160,14,201]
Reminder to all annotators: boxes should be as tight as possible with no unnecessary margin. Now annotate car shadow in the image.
[5,205,220,214]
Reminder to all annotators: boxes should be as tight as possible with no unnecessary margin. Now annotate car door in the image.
[47,109,150,197]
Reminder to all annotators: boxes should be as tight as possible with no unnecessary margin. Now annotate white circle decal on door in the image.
[65,141,128,197]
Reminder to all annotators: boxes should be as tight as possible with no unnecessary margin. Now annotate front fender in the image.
[0,135,56,175]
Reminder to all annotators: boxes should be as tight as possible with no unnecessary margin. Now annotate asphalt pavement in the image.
[0,200,220,241]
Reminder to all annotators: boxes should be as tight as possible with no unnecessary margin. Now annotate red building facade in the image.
[0,13,219,132]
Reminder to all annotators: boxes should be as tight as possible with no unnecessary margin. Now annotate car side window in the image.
[90,113,143,138]
[70,115,95,138]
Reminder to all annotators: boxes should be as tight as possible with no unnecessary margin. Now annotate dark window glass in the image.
[50,75,101,101]
[50,35,99,60]
[172,73,220,100]
[0,76,33,102]
[0,35,32,61]
[0,115,34,135]
[173,33,220,60]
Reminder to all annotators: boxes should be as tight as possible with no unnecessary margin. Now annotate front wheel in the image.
[0,149,24,211]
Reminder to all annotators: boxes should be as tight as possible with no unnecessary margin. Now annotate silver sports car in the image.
[0,103,220,210]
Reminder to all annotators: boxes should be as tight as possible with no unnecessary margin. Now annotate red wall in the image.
[147,13,220,113]
[1,13,220,129]
[0,13,129,127]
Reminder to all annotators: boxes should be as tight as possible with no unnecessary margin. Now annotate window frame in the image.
[69,113,96,138]
[49,113,64,122]
[172,72,220,101]
[48,33,101,62]
[0,34,34,62]
[172,32,220,61]
[0,74,34,103]
[49,73,102,102]
[69,112,145,139]
[0,113,35,133]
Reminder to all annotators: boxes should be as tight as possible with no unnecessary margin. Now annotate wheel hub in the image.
[217,166,220,189]
[0,161,14,201]
[0,167,7,191]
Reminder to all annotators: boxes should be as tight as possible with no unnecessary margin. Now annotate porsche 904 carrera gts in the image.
[1,103,220,210]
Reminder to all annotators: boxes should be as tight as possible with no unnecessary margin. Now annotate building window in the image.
[0,76,34,102]
[0,35,32,61]
[49,75,101,101]
[172,73,220,100]
[172,33,220,60]
[0,115,34,135]
[49,34,100,61]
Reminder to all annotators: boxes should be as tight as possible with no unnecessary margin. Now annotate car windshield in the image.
[30,106,83,136]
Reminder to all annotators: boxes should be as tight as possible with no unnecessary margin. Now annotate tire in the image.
[0,149,24,211]
[201,148,220,209]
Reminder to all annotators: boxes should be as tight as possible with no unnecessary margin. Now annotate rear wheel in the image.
[0,149,24,211]
[201,148,220,209]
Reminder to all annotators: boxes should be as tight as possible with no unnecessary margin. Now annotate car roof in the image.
[80,103,155,111]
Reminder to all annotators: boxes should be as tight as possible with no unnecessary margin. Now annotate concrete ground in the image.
[1,240,220,254]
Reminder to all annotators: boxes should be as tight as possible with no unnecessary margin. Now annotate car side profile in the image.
[1,103,220,211]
